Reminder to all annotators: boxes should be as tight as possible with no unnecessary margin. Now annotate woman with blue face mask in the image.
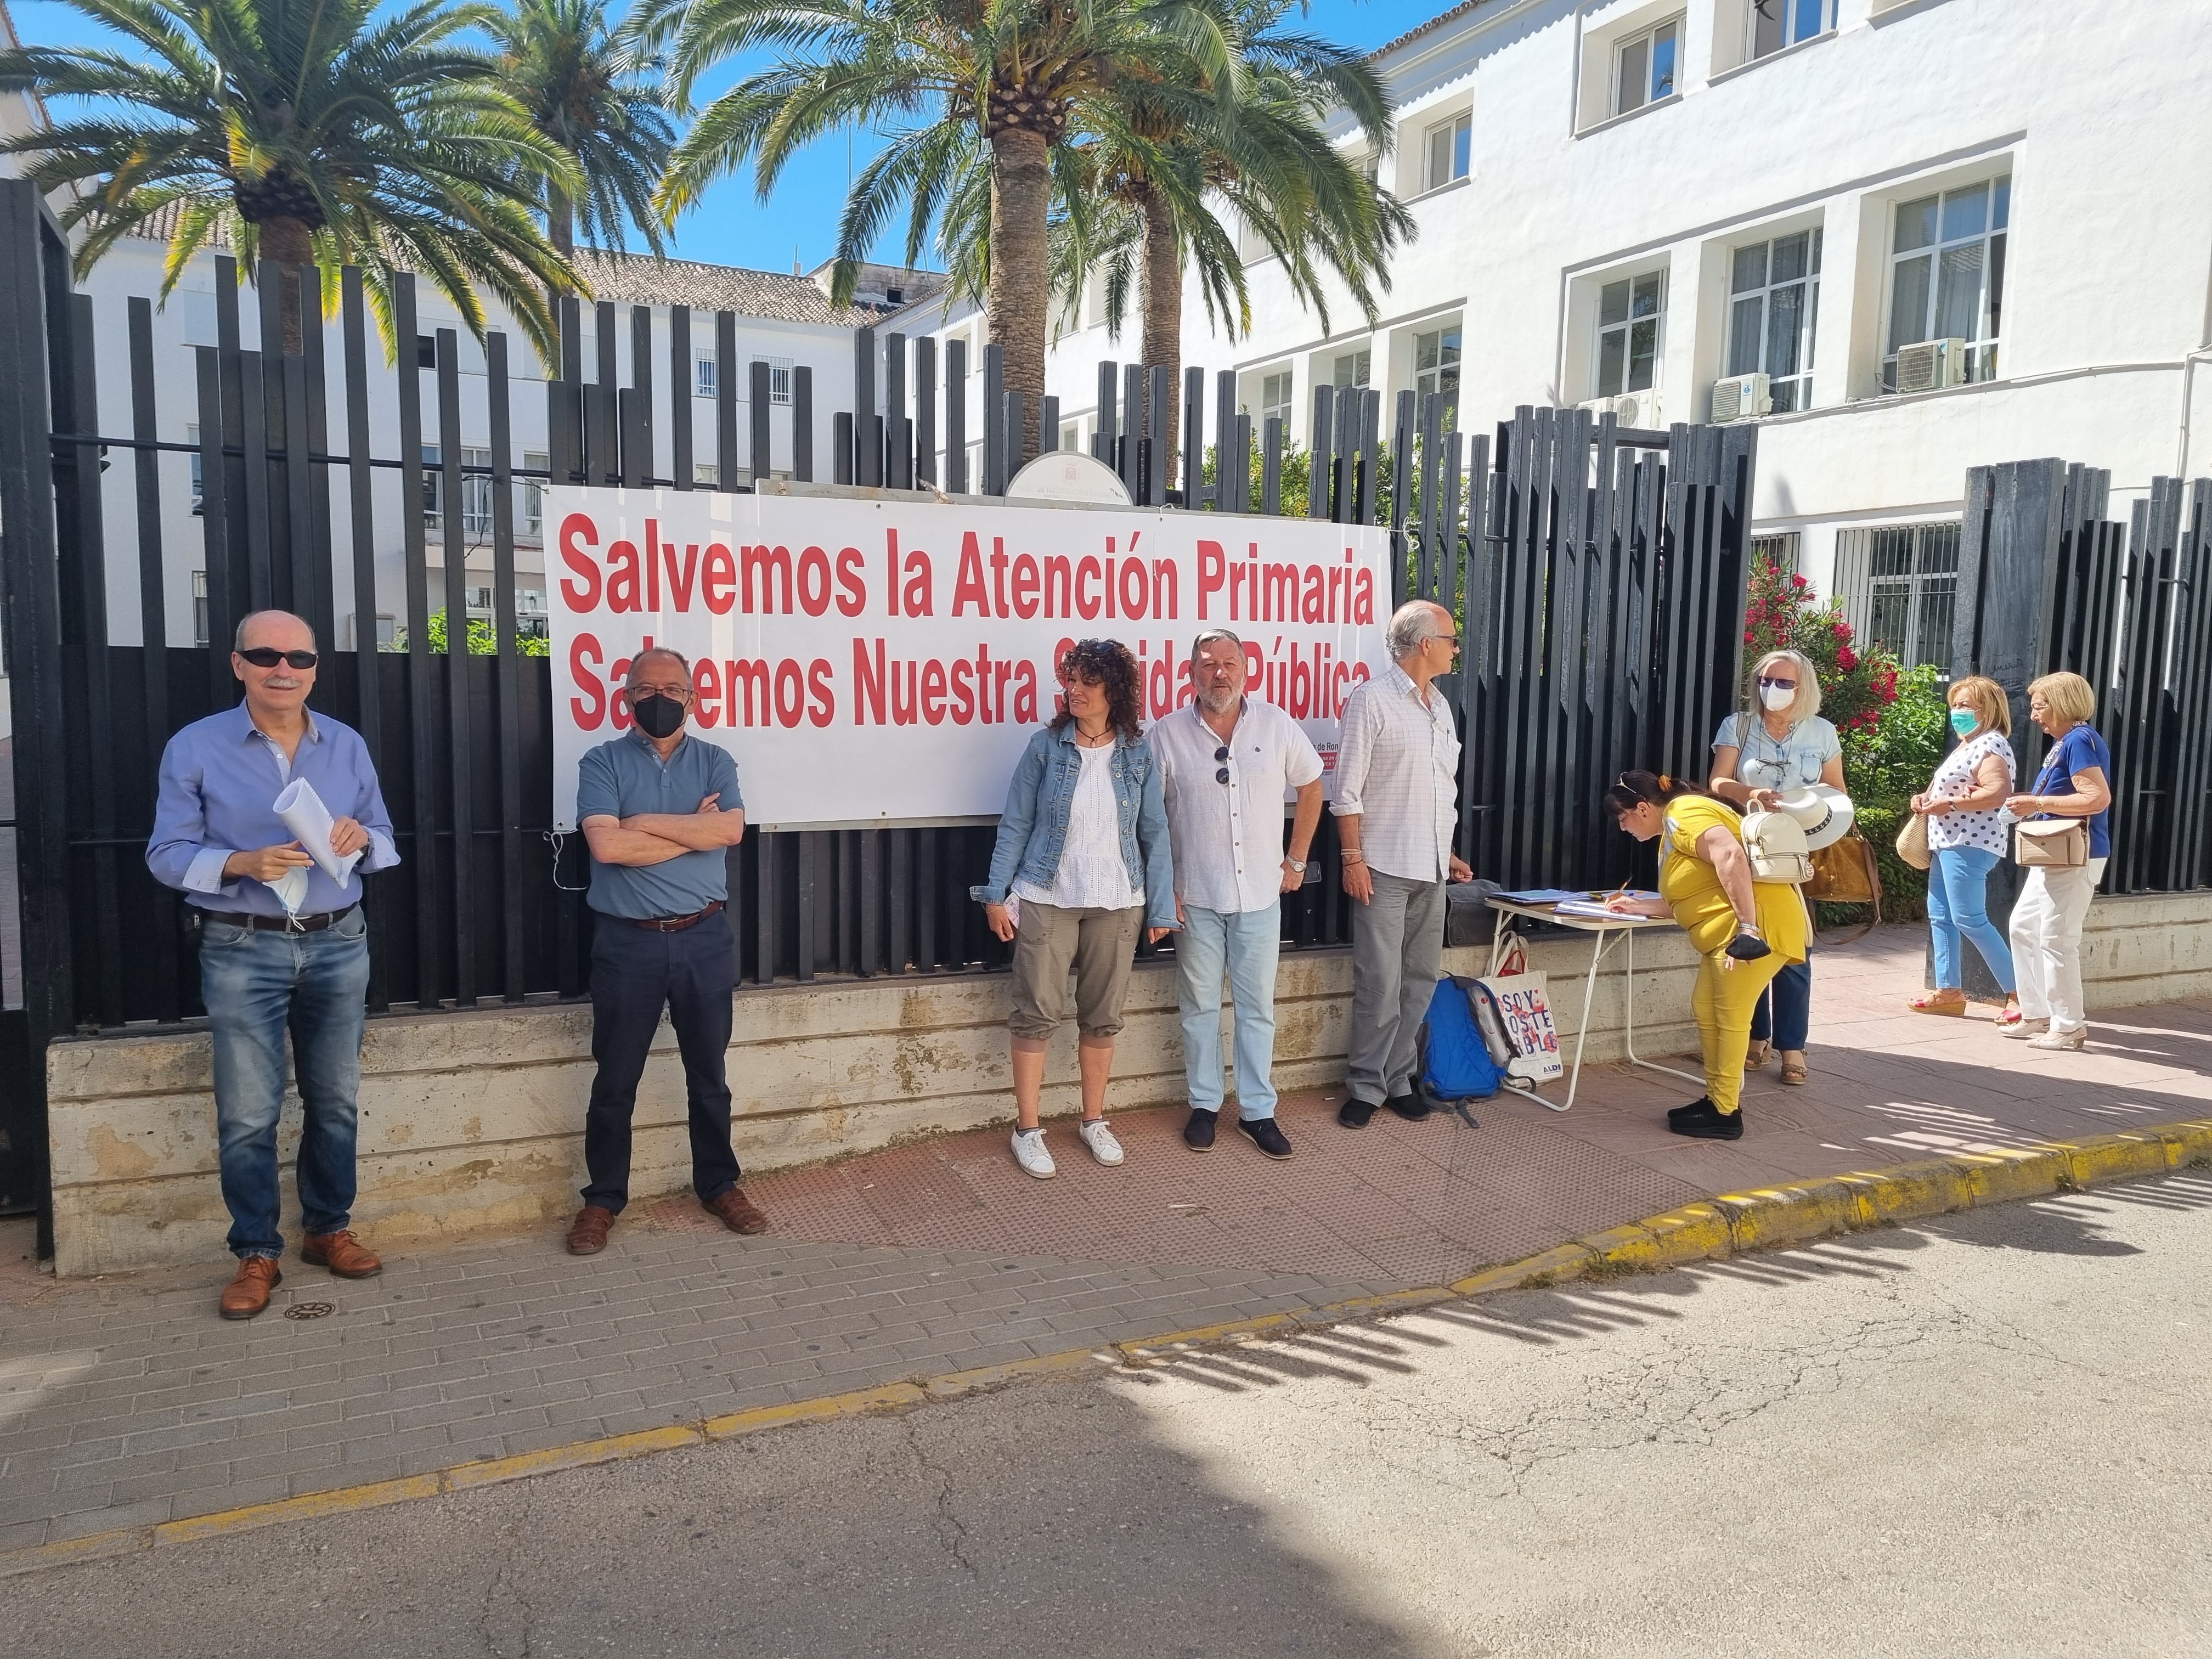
[1908,676,2020,1025]
[1709,647,1841,1086]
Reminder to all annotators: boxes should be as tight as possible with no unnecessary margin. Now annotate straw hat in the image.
[1775,784,1856,850]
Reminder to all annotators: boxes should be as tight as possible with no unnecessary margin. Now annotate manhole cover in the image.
[284,1301,335,1321]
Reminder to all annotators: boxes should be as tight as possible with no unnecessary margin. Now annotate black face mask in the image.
[631,692,686,740]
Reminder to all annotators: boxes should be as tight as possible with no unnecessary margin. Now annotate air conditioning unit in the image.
[1610,388,1664,428]
[1711,372,1771,422]
[1576,390,1665,426]
[1895,337,1967,394]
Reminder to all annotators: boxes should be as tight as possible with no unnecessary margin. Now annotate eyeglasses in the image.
[630,683,693,701]
[1756,675,1797,691]
[1432,634,1460,648]
[1214,744,1231,785]
[237,648,318,669]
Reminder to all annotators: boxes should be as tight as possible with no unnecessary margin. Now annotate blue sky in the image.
[10,0,1434,275]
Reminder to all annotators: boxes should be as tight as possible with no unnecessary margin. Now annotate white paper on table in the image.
[272,777,362,885]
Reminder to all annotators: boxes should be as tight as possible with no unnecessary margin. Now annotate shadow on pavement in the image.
[0,1374,1425,1659]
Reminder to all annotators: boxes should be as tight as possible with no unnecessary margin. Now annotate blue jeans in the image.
[199,911,371,1260]
[1176,901,1282,1121]
[1749,955,1811,1050]
[1928,846,2016,992]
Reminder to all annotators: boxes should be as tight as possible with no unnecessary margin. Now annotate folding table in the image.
[1481,897,1703,1111]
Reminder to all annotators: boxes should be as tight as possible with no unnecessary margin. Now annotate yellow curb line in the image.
[7,1117,2207,1580]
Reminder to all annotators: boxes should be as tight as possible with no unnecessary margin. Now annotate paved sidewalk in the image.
[3,927,2209,1555]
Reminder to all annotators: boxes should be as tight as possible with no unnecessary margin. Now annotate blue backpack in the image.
[1415,975,1501,1124]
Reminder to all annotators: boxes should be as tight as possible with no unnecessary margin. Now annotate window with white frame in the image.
[422,445,442,531]
[1595,272,1665,397]
[1725,229,1821,412]
[1250,370,1293,433]
[694,462,719,487]
[766,358,793,405]
[516,588,548,640]
[1614,16,1680,116]
[1884,176,2010,391]
[1414,328,1461,422]
[460,447,493,540]
[1748,0,1833,60]
[1834,521,1960,669]
[695,350,716,399]
[1750,532,1801,575]
[1424,111,1470,190]
[1331,349,1372,388]
[521,450,549,538]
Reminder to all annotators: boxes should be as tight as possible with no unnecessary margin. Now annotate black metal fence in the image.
[0,177,1759,1237]
[1957,460,2212,894]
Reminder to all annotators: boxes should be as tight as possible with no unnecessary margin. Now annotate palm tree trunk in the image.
[549,189,574,261]
[1137,183,1183,489]
[259,216,315,356]
[988,123,1051,467]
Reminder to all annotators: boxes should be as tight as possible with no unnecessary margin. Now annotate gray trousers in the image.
[1348,870,1446,1105]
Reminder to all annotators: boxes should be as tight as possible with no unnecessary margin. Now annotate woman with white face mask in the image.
[1709,647,1843,1086]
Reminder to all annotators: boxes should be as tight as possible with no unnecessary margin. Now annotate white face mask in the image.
[1759,682,1797,713]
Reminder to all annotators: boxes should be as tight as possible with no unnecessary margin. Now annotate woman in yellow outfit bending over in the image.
[1600,770,1809,1139]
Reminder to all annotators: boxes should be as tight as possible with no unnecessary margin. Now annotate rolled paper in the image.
[272,777,362,885]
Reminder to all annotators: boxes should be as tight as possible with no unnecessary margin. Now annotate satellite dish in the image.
[1003,450,1133,507]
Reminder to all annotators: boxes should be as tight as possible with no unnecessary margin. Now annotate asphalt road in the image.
[10,1170,2212,1658]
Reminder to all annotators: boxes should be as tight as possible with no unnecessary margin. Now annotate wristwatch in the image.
[1285,858,1307,873]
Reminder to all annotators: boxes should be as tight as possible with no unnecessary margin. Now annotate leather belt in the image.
[200,904,359,935]
[619,901,725,934]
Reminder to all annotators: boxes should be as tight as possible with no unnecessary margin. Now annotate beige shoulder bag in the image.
[2015,817,2088,867]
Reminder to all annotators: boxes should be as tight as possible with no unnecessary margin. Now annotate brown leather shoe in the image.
[703,1187,768,1235]
[566,1204,616,1255]
[301,1230,382,1278]
[219,1256,282,1320]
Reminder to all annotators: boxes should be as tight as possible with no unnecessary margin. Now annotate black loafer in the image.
[1237,1117,1294,1160]
[1383,1092,1431,1121]
[1182,1108,1218,1151]
[1337,1098,1377,1128]
[1669,1099,1745,1140]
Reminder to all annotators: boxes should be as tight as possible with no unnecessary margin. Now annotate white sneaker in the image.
[1011,1127,1056,1180]
[1077,1118,1125,1166]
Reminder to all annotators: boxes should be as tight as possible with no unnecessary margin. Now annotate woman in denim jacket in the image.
[972,639,1177,1179]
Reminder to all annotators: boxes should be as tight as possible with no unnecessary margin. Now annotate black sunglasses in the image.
[238,648,319,669]
[1214,743,1231,785]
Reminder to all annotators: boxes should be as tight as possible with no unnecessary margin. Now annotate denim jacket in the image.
[971,724,1177,930]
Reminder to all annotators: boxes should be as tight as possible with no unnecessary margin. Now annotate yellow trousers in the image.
[1691,950,1788,1115]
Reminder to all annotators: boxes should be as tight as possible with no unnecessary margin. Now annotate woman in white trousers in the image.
[2002,672,2113,1052]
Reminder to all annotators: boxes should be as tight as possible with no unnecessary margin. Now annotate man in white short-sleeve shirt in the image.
[1332,600,1472,1127]
[1152,630,1324,1159]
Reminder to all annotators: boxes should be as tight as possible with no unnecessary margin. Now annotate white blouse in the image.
[1927,730,2015,854]
[1013,744,1143,912]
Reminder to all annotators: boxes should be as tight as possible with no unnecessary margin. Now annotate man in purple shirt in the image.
[147,611,400,1319]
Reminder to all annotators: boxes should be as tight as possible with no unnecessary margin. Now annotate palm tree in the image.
[483,0,675,262]
[0,0,584,359]
[639,0,1237,461]
[1051,0,1412,482]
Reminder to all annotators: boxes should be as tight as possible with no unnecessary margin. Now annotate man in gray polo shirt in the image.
[565,647,768,1255]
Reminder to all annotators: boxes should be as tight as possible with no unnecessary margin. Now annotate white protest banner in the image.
[549,487,1392,829]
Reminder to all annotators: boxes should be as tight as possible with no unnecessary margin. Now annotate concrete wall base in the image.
[46,887,2209,1276]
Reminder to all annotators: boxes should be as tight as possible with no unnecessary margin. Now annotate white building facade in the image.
[977,0,2212,665]
[71,229,938,654]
